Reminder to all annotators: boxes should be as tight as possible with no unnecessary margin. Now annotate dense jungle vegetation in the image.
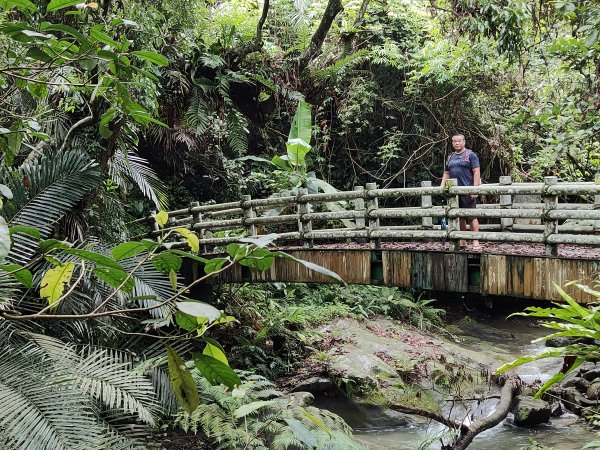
[0,0,598,448]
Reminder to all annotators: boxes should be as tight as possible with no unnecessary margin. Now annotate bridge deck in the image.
[278,242,600,260]
[208,244,600,304]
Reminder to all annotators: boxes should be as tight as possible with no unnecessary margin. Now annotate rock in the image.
[587,381,600,400]
[560,387,583,415]
[545,337,575,347]
[546,336,594,347]
[511,395,551,426]
[357,403,417,428]
[272,392,315,410]
[291,377,335,394]
[288,391,314,407]
[563,377,591,392]
[582,368,600,381]
[550,401,563,417]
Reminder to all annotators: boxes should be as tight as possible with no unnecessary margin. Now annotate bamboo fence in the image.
[143,175,600,256]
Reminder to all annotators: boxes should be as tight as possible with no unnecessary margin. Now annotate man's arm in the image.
[440,171,450,187]
[471,167,481,198]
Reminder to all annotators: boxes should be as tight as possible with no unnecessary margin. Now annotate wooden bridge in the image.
[145,176,600,303]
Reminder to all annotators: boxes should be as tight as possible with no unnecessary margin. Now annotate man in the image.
[440,134,481,249]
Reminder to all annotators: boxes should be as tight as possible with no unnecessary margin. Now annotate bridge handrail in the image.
[143,175,600,256]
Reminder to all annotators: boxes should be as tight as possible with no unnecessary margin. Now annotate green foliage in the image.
[174,373,364,450]
[497,284,600,397]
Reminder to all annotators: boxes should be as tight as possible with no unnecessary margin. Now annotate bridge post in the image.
[354,186,366,243]
[151,210,159,234]
[297,188,313,248]
[595,173,600,233]
[421,181,433,229]
[446,179,460,251]
[543,176,558,256]
[499,176,513,231]
[365,182,380,249]
[241,195,257,238]
[190,201,206,254]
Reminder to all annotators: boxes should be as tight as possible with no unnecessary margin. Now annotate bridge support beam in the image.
[499,176,513,231]
[421,181,433,229]
[366,183,380,249]
[446,179,460,251]
[543,176,558,256]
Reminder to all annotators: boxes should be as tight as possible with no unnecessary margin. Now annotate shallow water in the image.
[350,318,597,449]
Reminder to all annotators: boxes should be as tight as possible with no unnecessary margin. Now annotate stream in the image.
[337,318,597,449]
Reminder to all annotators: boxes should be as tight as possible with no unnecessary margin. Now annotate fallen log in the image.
[389,377,520,450]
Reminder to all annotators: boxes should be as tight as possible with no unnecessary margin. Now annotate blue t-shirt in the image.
[445,149,480,187]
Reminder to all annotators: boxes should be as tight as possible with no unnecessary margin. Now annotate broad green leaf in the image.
[152,251,182,274]
[46,0,81,12]
[204,257,228,274]
[166,346,199,414]
[175,311,198,331]
[273,251,343,283]
[237,155,276,165]
[301,408,333,437]
[131,50,168,66]
[111,241,146,260]
[239,233,279,248]
[0,184,13,199]
[0,0,37,12]
[233,400,275,418]
[286,138,311,167]
[203,339,228,366]
[40,23,88,45]
[155,211,169,228]
[90,25,120,49]
[0,263,33,288]
[0,217,9,264]
[176,301,220,323]
[272,155,291,171]
[40,262,75,308]
[174,228,199,254]
[284,418,318,448]
[496,347,577,374]
[534,357,584,399]
[226,243,247,260]
[63,248,123,270]
[167,249,208,263]
[289,100,312,144]
[40,239,71,253]
[193,353,241,389]
[169,269,177,290]
[92,267,134,292]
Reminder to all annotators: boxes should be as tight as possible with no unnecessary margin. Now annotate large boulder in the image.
[291,377,336,394]
[587,380,600,400]
[511,395,551,426]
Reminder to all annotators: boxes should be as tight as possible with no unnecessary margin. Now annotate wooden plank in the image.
[444,254,468,292]
[510,257,524,298]
[532,258,544,300]
[523,257,534,298]
[480,254,488,294]
[411,252,432,290]
[382,251,411,287]
[496,255,507,296]
[432,253,446,291]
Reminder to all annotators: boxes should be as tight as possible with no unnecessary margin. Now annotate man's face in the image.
[452,136,465,151]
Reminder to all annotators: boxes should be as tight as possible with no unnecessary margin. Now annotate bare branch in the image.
[298,0,344,70]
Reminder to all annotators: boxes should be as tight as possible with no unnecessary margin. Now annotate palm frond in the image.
[109,149,169,210]
[0,151,101,265]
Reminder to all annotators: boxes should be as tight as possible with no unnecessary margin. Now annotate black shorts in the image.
[459,195,477,209]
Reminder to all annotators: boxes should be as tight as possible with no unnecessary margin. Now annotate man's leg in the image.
[470,218,480,247]
[459,218,467,247]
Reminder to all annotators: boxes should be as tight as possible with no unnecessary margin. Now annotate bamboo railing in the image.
[144,175,600,256]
